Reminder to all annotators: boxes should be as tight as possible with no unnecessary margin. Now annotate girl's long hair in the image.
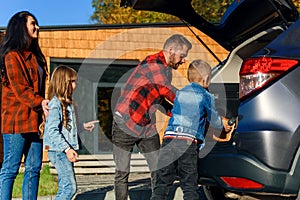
[48,65,77,129]
[39,65,77,137]
[0,11,47,85]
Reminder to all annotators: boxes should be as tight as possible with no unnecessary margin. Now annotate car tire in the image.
[203,185,232,200]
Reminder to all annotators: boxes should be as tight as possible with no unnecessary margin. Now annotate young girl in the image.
[43,65,98,200]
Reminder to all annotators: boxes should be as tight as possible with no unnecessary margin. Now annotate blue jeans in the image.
[151,138,199,200]
[48,151,76,200]
[112,119,160,200]
[0,133,42,200]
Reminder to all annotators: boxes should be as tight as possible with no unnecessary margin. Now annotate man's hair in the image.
[163,34,192,51]
[187,59,211,83]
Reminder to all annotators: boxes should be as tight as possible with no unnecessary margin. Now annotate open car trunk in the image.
[121,0,298,51]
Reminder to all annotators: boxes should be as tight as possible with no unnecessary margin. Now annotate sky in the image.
[0,0,95,27]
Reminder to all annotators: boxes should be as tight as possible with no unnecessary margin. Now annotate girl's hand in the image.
[83,120,99,132]
[65,148,78,163]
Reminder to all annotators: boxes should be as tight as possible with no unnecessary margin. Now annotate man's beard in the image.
[169,53,182,70]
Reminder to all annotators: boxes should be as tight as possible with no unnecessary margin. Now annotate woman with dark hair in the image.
[0,11,49,200]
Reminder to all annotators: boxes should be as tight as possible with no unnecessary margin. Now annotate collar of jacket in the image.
[21,50,32,61]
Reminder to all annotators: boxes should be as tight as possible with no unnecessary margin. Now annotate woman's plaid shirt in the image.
[1,51,46,134]
[114,51,177,135]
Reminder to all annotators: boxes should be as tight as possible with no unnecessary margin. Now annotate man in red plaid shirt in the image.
[112,34,192,200]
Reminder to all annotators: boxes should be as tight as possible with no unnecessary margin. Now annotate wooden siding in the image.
[0,24,229,163]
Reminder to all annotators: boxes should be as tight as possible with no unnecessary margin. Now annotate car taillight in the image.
[221,177,264,189]
[239,57,298,99]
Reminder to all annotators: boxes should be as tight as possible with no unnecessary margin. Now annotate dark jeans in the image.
[151,138,199,200]
[112,119,160,200]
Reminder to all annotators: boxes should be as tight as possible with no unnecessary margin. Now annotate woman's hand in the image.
[41,99,50,117]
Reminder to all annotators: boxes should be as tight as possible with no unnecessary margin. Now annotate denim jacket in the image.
[43,96,79,152]
[165,82,223,141]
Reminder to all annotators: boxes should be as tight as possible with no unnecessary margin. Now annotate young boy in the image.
[151,59,233,200]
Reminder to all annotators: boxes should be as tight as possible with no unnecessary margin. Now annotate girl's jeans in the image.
[0,133,42,200]
[48,151,77,200]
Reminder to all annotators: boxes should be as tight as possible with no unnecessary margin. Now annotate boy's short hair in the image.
[187,59,212,83]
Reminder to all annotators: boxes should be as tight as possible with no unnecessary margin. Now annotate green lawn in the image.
[12,164,58,198]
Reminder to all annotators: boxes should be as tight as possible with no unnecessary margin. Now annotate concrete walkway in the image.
[73,174,190,200]
[12,173,207,200]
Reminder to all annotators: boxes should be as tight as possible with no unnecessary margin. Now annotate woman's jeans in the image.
[0,133,42,200]
[48,151,77,200]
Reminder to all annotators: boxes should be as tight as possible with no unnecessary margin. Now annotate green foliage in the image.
[292,0,300,11]
[91,0,180,24]
[91,0,300,24]
[192,0,234,23]
[12,165,58,198]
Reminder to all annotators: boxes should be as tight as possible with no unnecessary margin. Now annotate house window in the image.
[50,58,139,154]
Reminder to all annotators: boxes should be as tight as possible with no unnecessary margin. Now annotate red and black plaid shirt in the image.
[1,51,46,134]
[115,51,177,135]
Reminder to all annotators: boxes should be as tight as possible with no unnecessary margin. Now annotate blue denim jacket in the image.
[165,82,223,141]
[43,96,79,152]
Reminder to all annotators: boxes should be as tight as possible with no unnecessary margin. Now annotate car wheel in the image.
[203,185,232,200]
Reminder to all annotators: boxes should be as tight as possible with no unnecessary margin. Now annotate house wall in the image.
[39,24,228,139]
[0,24,229,160]
[40,24,228,80]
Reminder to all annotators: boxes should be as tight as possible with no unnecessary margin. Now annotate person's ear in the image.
[204,75,210,86]
[169,47,174,55]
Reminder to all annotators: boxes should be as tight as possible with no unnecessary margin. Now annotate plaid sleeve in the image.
[5,52,44,109]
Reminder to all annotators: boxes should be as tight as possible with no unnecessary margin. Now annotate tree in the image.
[91,0,179,24]
[91,0,235,24]
[292,0,300,11]
[192,0,234,23]
[91,0,300,24]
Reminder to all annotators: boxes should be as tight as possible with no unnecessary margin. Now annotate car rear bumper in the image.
[198,143,300,195]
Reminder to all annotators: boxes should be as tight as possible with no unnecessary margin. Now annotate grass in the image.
[12,164,58,198]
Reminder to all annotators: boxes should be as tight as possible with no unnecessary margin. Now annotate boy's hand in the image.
[221,117,235,132]
[212,117,236,142]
